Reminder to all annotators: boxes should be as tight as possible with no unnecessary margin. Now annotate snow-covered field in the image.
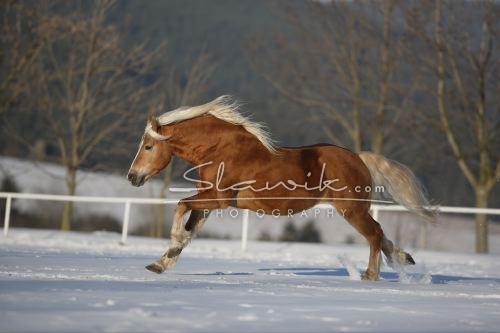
[1,229,500,332]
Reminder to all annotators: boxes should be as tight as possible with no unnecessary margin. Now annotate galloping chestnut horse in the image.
[127,96,435,280]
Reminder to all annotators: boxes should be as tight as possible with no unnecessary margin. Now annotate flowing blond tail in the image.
[358,151,437,223]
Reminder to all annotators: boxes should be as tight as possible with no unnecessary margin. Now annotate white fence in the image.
[1,191,500,251]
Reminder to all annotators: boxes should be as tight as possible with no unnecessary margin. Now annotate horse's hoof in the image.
[361,271,379,281]
[145,262,165,274]
[391,250,416,266]
[404,252,416,265]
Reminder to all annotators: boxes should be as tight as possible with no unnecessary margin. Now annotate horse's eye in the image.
[145,145,153,151]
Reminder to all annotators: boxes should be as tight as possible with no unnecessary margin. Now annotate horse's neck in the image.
[168,116,266,165]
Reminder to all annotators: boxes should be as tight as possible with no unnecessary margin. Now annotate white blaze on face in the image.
[128,137,145,176]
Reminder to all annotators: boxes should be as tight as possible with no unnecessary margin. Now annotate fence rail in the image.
[2,191,500,250]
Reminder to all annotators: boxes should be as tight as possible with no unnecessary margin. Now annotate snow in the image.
[1,229,500,332]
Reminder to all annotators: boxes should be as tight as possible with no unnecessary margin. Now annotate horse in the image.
[127,95,435,280]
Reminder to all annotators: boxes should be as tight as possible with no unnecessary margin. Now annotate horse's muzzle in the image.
[127,171,146,187]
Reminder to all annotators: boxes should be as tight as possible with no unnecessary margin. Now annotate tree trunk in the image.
[370,0,392,156]
[60,167,77,231]
[352,82,363,152]
[371,133,383,155]
[474,188,489,253]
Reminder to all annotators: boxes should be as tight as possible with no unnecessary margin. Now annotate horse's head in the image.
[127,116,173,187]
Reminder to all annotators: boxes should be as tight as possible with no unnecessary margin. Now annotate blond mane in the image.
[156,95,277,153]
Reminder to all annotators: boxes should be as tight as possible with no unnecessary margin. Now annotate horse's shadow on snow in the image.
[258,267,500,284]
[178,272,253,276]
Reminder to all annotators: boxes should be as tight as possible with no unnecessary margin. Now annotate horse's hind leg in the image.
[340,206,384,280]
[380,234,415,267]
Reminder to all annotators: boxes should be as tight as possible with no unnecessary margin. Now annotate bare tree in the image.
[0,1,42,116]
[434,1,499,253]
[29,0,163,230]
[407,0,499,253]
[247,0,409,154]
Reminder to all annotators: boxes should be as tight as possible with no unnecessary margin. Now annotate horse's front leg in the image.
[164,209,210,261]
[145,206,203,273]
[146,191,221,274]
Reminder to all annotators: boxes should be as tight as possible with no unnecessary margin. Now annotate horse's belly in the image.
[234,188,322,214]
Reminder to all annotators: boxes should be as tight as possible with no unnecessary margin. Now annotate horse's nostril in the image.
[127,172,136,182]
[127,171,146,186]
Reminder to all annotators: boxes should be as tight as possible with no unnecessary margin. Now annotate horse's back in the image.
[276,143,371,196]
[279,143,364,170]
[280,143,372,197]
[314,144,370,183]
[279,143,352,153]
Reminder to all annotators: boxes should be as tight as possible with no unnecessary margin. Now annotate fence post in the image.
[372,206,379,221]
[120,201,131,245]
[241,209,249,252]
[419,222,428,249]
[3,195,12,237]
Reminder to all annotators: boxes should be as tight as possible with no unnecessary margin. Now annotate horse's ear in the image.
[148,116,159,131]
